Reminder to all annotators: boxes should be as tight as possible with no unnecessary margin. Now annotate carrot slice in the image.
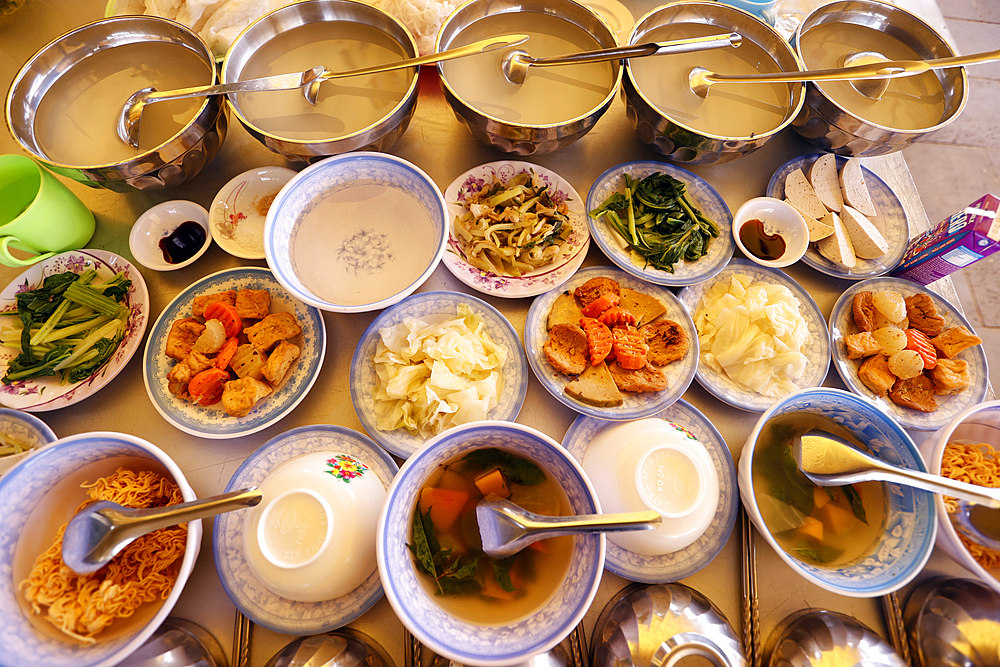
[418,487,469,532]
[580,292,620,318]
[204,302,243,338]
[905,328,937,369]
[188,367,229,406]
[612,325,648,370]
[598,306,637,328]
[580,317,612,365]
[215,336,239,370]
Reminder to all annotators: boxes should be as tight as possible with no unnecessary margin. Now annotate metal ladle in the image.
[117,34,529,148]
[793,430,1000,549]
[501,31,741,85]
[688,46,1000,99]
[62,486,262,574]
[476,497,660,558]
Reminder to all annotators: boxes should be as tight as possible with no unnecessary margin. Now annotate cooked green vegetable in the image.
[589,172,720,273]
[0,433,32,457]
[0,270,131,385]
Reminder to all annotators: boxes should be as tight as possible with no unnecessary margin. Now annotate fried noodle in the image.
[940,441,1000,570]
[19,468,187,643]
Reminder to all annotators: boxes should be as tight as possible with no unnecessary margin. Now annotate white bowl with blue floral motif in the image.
[377,421,604,667]
[264,152,448,313]
[0,432,200,667]
[738,387,936,598]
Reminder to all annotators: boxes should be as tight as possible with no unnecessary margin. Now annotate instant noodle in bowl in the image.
[0,432,199,667]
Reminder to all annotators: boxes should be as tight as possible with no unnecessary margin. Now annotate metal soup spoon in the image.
[792,430,1000,548]
[117,34,529,148]
[688,46,1000,100]
[62,486,262,574]
[501,32,741,85]
[477,497,660,558]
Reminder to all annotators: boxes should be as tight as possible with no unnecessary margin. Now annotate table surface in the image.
[0,1,983,666]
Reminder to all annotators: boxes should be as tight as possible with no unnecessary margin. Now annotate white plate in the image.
[0,250,149,412]
[210,166,296,260]
[829,277,989,431]
[586,161,734,287]
[214,425,398,635]
[350,290,528,458]
[677,259,831,412]
[562,401,737,583]
[441,161,590,298]
[142,267,325,439]
[524,266,699,421]
[767,154,908,279]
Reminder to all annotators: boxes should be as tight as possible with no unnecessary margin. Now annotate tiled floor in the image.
[900,0,1000,385]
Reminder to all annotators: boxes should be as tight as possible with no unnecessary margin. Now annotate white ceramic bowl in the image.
[0,432,200,667]
[243,450,387,603]
[377,421,604,667]
[0,408,57,477]
[210,166,296,259]
[265,152,447,313]
[581,418,719,555]
[732,197,809,268]
[918,401,1000,595]
[128,200,211,271]
[739,387,936,598]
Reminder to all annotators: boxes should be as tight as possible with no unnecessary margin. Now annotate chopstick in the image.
[741,507,761,667]
[232,609,253,667]
[880,592,911,665]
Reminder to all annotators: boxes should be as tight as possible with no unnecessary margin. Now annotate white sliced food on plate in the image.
[786,199,834,241]
[817,211,857,268]
[840,158,877,217]
[808,153,843,213]
[785,168,828,219]
[840,204,888,259]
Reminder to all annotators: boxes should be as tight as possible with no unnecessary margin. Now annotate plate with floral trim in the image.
[441,161,590,298]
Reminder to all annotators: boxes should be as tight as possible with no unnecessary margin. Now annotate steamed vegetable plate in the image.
[590,172,719,273]
[0,269,131,384]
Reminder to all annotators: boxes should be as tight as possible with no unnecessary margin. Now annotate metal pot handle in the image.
[651,633,736,667]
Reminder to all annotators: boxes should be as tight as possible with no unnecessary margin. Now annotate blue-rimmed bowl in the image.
[142,267,326,439]
[829,277,988,431]
[525,266,698,420]
[767,154,908,279]
[214,425,398,635]
[562,401,737,583]
[0,432,200,667]
[350,291,528,459]
[0,409,56,477]
[586,161,734,286]
[265,152,447,313]
[377,421,604,666]
[678,259,830,412]
[738,387,936,598]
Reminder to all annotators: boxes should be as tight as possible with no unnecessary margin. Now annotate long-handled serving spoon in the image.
[62,486,262,574]
[688,46,1000,100]
[477,497,660,558]
[501,31,742,85]
[117,34,529,148]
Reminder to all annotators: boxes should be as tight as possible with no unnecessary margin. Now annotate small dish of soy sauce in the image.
[129,200,211,271]
[732,197,808,269]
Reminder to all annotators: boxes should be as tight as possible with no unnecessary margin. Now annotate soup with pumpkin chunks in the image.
[751,412,886,567]
[409,448,574,625]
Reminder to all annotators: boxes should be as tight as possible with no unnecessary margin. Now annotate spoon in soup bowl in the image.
[477,497,661,558]
[793,430,1000,549]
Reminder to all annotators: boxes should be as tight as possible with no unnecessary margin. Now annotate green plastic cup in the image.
[0,155,96,267]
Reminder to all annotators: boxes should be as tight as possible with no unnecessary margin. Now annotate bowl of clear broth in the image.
[622,2,805,165]
[5,16,227,192]
[436,0,622,156]
[738,387,936,598]
[377,420,604,666]
[222,0,420,165]
[790,0,968,156]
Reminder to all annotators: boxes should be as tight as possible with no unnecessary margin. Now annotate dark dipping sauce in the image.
[159,221,207,264]
[740,219,786,261]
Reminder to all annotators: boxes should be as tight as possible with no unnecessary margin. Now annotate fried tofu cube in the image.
[166,351,215,400]
[261,340,301,385]
[221,377,273,418]
[929,358,971,395]
[857,354,895,396]
[192,290,236,317]
[235,289,271,320]
[230,344,266,380]
[165,317,206,361]
[889,374,938,412]
[844,331,882,359]
[245,312,302,351]
[931,326,982,358]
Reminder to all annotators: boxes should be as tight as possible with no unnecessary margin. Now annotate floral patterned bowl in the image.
[210,166,296,259]
[738,387,936,598]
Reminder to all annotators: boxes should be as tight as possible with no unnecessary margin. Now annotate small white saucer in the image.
[210,166,296,259]
[129,200,210,271]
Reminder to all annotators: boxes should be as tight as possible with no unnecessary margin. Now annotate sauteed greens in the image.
[590,172,720,273]
[0,269,131,384]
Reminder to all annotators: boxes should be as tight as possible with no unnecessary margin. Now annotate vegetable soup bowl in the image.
[0,432,200,667]
[377,421,605,666]
[738,387,936,598]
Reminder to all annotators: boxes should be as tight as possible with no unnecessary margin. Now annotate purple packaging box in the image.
[890,194,1000,286]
